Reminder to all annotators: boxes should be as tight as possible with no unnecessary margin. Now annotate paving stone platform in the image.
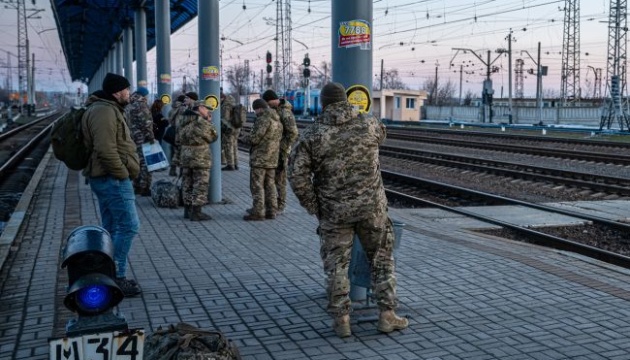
[1,150,630,359]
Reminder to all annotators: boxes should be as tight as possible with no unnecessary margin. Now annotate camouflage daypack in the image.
[230,104,246,128]
[151,180,180,208]
[144,323,241,360]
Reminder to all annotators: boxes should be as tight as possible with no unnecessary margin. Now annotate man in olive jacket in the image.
[81,72,142,297]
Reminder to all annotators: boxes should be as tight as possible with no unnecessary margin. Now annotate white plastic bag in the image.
[142,142,169,172]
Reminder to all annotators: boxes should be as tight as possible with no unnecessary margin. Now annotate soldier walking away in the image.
[81,72,142,297]
[125,86,155,196]
[220,90,238,171]
[262,90,298,214]
[178,99,218,221]
[244,99,282,221]
[288,82,409,337]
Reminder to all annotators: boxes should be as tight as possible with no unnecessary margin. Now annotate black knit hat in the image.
[185,92,199,101]
[176,94,187,102]
[102,73,130,95]
[262,89,278,101]
[320,82,347,109]
[252,99,268,110]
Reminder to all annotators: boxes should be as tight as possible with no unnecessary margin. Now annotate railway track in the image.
[382,170,630,269]
[0,111,60,228]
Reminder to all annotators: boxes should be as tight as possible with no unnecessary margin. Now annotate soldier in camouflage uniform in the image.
[262,90,298,214]
[288,82,408,338]
[166,94,186,176]
[244,99,283,221]
[125,87,154,196]
[220,91,238,171]
[178,100,218,221]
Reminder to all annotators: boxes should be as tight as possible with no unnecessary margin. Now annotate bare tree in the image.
[226,63,249,99]
[375,68,408,90]
[310,61,332,89]
[423,77,457,105]
[463,89,475,106]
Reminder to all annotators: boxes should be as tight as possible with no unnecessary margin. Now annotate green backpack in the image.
[230,104,246,128]
[50,107,90,170]
[143,323,241,360]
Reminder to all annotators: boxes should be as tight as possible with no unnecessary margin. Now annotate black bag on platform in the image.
[163,125,176,145]
[143,323,241,360]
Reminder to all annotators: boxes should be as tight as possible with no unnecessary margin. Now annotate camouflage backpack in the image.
[151,180,180,208]
[144,323,241,360]
[230,104,246,128]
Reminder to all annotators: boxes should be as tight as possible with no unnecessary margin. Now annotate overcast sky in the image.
[0,0,616,98]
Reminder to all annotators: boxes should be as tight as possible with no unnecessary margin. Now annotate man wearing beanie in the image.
[244,98,282,221]
[262,89,298,214]
[178,100,218,221]
[288,82,408,337]
[125,87,155,196]
[81,72,142,297]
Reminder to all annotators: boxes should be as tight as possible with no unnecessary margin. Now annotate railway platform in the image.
[1,149,630,359]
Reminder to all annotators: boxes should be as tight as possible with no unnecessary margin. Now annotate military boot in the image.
[377,310,409,333]
[190,206,212,221]
[333,314,351,338]
[184,206,190,219]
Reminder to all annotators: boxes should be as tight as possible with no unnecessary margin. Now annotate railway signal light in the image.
[62,225,127,336]
[266,51,273,75]
[303,53,311,79]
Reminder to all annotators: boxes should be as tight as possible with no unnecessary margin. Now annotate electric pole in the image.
[600,0,630,130]
[561,0,581,105]
[515,59,524,98]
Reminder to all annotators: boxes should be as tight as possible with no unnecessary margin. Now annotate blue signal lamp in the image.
[62,226,128,336]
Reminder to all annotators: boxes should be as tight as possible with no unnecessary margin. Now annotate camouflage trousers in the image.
[171,145,180,167]
[222,132,238,167]
[249,167,277,216]
[134,145,152,192]
[181,167,209,207]
[318,213,398,316]
[275,155,289,210]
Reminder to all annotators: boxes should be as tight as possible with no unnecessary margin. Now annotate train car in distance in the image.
[285,89,322,117]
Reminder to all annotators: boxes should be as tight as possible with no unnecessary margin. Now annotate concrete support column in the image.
[198,0,222,203]
[116,39,124,75]
[155,0,172,108]
[123,26,134,82]
[135,7,148,89]
[331,1,373,115]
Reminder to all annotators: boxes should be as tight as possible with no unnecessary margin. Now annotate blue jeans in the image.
[89,176,140,278]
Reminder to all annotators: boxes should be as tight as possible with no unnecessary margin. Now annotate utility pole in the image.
[515,59,524,98]
[522,42,546,124]
[507,29,514,124]
[561,0,581,105]
[380,59,384,91]
[2,0,43,114]
[433,62,438,105]
[451,47,504,123]
[459,64,463,105]
[588,65,603,98]
[600,0,629,130]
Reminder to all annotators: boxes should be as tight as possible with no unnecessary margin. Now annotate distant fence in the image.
[425,105,602,127]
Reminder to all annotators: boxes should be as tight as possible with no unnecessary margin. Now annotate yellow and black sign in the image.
[346,84,371,114]
[204,95,219,111]
[160,94,171,105]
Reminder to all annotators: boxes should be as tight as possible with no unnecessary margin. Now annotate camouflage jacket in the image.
[250,108,282,168]
[168,101,185,127]
[288,101,387,223]
[178,109,218,169]
[273,99,299,155]
[125,93,154,146]
[220,95,236,135]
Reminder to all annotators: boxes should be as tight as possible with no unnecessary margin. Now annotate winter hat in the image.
[193,100,212,110]
[185,91,199,101]
[102,73,130,95]
[252,99,268,110]
[135,87,149,97]
[176,94,187,102]
[320,82,347,109]
[262,89,279,101]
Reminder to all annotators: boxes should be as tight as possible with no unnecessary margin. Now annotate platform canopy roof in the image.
[51,0,198,83]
